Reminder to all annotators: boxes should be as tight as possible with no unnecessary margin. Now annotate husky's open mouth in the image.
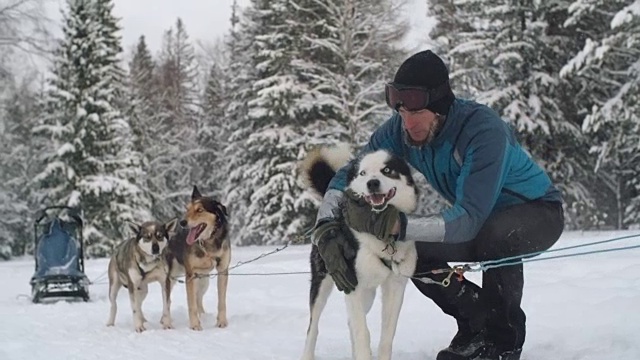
[364,187,396,212]
[186,223,207,245]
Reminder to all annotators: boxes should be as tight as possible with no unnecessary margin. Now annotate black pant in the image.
[410,200,564,351]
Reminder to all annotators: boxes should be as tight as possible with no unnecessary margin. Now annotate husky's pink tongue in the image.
[186,226,200,245]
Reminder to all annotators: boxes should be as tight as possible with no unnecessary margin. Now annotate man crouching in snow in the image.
[310,50,565,360]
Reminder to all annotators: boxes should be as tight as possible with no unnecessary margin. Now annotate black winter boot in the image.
[435,321,486,360]
[473,344,522,360]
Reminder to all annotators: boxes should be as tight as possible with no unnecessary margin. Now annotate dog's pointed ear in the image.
[217,202,228,217]
[164,218,179,235]
[191,185,202,200]
[127,221,141,237]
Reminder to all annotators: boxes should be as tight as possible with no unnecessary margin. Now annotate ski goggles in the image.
[384,82,451,112]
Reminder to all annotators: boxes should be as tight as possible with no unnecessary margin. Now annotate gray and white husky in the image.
[106,219,178,332]
[299,146,419,360]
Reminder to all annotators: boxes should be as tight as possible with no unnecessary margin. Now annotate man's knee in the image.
[474,201,564,260]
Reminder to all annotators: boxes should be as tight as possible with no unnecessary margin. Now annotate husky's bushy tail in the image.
[299,144,352,198]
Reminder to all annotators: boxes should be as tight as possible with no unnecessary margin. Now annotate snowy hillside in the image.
[1,230,639,360]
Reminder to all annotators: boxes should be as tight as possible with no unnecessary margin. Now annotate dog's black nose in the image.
[367,179,380,191]
[179,219,187,227]
[152,243,160,254]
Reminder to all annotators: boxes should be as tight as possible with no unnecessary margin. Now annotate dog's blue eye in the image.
[383,167,391,174]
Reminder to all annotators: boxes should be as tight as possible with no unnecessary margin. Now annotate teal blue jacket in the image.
[327,98,563,244]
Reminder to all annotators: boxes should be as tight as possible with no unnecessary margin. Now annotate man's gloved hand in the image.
[343,189,400,242]
[313,220,358,294]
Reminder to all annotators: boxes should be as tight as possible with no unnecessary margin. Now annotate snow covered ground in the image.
[1,230,640,360]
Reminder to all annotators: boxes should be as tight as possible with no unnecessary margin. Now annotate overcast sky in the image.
[110,0,249,54]
[44,0,434,55]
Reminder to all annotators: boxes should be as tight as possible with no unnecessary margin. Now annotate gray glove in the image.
[313,220,358,294]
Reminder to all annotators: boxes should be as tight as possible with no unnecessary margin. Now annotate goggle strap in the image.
[427,81,452,104]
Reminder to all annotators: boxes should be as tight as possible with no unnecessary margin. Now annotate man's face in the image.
[398,107,439,144]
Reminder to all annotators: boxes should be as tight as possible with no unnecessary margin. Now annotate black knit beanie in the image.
[393,50,455,115]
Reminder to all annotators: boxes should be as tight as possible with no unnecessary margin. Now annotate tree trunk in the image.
[617,171,623,230]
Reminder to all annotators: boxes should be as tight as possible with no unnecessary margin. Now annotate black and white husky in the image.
[300,145,419,360]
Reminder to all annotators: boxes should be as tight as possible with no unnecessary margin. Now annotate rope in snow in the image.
[199,271,310,276]
[174,241,306,283]
[477,232,640,269]
[87,233,640,287]
[87,238,305,285]
[416,232,640,287]
[90,270,108,285]
[194,232,640,282]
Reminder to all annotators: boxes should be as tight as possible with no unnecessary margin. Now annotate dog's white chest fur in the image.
[352,231,417,288]
[300,146,420,360]
[139,257,163,274]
